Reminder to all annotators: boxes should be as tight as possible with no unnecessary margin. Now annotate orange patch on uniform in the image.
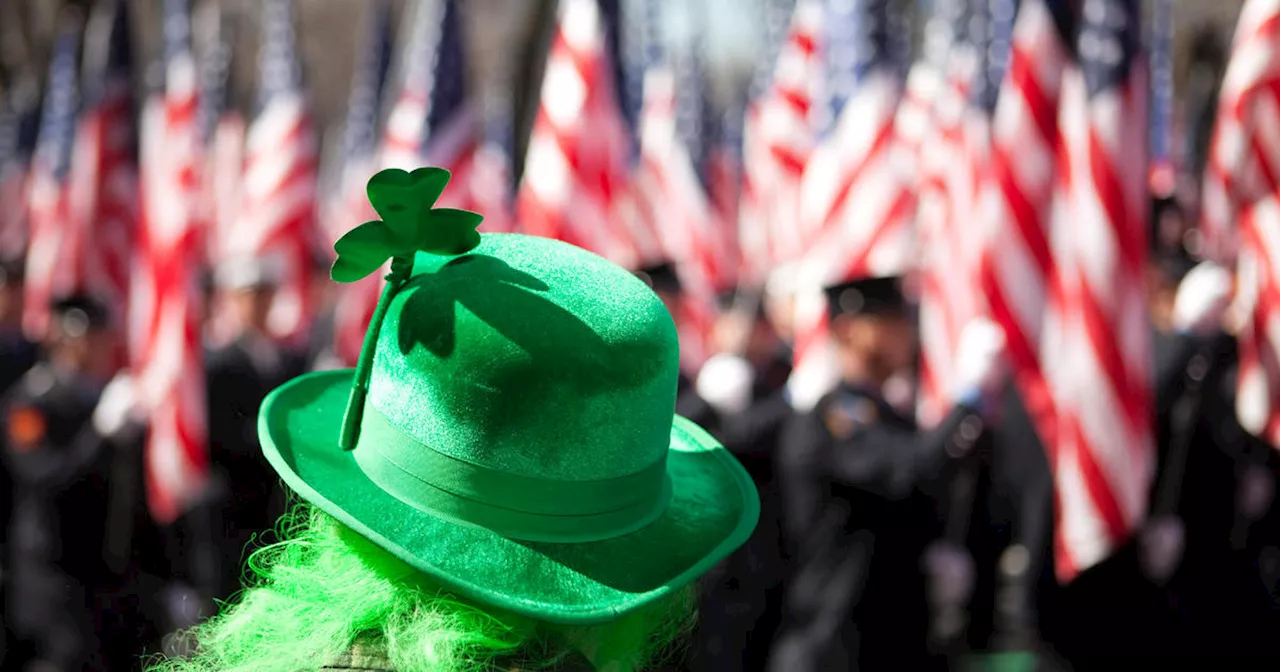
[8,406,46,451]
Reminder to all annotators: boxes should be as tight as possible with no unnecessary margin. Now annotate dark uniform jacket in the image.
[200,334,308,600]
[772,382,983,670]
[1,363,111,669]
[686,351,793,672]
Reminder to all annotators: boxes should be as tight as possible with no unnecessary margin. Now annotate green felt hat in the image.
[258,167,758,625]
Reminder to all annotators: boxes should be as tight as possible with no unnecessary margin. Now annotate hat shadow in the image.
[396,254,661,390]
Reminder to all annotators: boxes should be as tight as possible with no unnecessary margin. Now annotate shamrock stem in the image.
[339,255,414,451]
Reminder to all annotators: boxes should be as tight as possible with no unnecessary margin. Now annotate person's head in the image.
[763,263,801,345]
[633,261,683,319]
[46,294,114,380]
[826,275,917,386]
[711,289,777,365]
[1145,198,1197,332]
[1146,245,1197,333]
[0,257,25,328]
[214,255,283,336]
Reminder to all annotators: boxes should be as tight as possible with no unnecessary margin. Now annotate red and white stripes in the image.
[66,78,137,331]
[738,0,823,285]
[133,50,208,525]
[232,93,318,344]
[517,0,646,269]
[1204,0,1280,449]
[1050,34,1153,580]
[633,67,722,371]
[1202,0,1280,264]
[915,31,983,428]
[978,0,1067,487]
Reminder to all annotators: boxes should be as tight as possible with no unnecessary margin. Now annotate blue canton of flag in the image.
[342,0,393,160]
[672,45,707,183]
[35,20,82,181]
[749,0,800,100]
[81,0,133,108]
[425,0,466,141]
[258,0,304,111]
[197,8,236,143]
[1148,0,1174,162]
[604,0,645,158]
[1079,0,1140,98]
[163,0,194,74]
[819,0,893,137]
[971,0,1019,114]
[0,78,41,171]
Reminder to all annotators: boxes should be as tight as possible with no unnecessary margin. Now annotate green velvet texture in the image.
[258,232,759,625]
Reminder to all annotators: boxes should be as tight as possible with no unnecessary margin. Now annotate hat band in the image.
[353,405,673,544]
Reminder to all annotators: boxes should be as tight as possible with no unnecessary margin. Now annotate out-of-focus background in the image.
[3,0,1280,670]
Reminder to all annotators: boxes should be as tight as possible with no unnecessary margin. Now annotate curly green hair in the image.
[144,502,696,672]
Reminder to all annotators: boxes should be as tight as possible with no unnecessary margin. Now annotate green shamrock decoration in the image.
[333,167,484,451]
[331,167,483,284]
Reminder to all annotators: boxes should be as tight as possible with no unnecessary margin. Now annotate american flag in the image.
[133,0,208,524]
[326,0,392,251]
[912,0,984,425]
[232,0,319,344]
[23,15,81,340]
[0,75,40,262]
[893,0,960,190]
[65,0,137,334]
[381,0,468,171]
[978,0,1073,520]
[329,0,393,368]
[629,0,722,370]
[785,0,910,412]
[197,4,244,273]
[1051,0,1153,580]
[426,0,516,235]
[705,92,746,283]
[738,0,822,284]
[1147,0,1175,188]
[1202,0,1279,263]
[517,0,648,267]
[1204,0,1280,449]
[917,0,1016,427]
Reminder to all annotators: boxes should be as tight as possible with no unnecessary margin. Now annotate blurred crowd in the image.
[0,191,1277,671]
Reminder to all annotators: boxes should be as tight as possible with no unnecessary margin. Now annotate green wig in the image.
[144,502,696,672]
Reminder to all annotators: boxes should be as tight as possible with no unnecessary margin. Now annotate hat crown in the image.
[364,234,680,483]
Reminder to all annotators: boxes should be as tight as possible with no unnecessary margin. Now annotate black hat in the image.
[824,275,909,322]
[50,294,110,337]
[0,257,25,287]
[634,261,682,294]
[1149,195,1184,250]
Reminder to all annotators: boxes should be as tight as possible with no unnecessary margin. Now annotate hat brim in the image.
[259,369,759,625]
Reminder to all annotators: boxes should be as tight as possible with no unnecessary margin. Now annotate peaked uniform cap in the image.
[259,233,758,624]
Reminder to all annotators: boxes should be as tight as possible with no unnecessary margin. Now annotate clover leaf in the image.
[330,167,484,283]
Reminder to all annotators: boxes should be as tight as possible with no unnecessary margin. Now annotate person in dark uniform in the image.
[633,260,713,425]
[1142,248,1280,659]
[767,275,1007,672]
[1,295,124,671]
[687,289,793,671]
[201,255,309,604]
[0,257,37,666]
